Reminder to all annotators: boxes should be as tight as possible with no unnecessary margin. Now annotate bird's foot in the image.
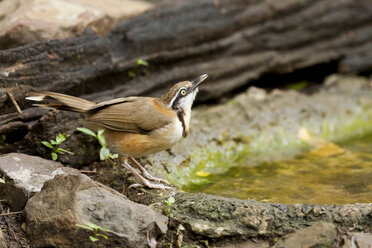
[129,182,174,190]
[140,170,170,185]
[128,156,170,185]
[122,161,174,190]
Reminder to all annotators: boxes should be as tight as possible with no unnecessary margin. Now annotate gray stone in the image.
[164,193,372,241]
[0,153,79,211]
[25,173,168,248]
[274,222,337,248]
[342,232,372,248]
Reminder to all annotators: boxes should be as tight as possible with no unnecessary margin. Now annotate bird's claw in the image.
[129,182,174,190]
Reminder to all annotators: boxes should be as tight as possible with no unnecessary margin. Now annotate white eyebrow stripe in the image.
[168,88,184,108]
[25,95,45,101]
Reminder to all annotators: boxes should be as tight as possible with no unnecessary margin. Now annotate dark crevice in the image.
[198,60,341,105]
[249,60,340,91]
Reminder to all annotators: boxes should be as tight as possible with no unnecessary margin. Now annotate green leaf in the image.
[56,148,74,155]
[97,129,106,147]
[0,178,5,184]
[167,197,175,204]
[50,140,57,145]
[99,227,111,232]
[285,81,308,90]
[87,223,101,230]
[128,70,136,78]
[76,224,94,231]
[55,133,66,144]
[96,234,108,240]
[41,141,54,149]
[89,236,99,242]
[109,153,119,159]
[136,59,149,67]
[51,152,58,161]
[77,127,97,138]
[100,147,110,160]
[56,149,65,154]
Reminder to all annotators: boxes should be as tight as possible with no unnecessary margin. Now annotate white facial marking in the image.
[25,95,45,101]
[175,88,198,110]
[167,88,184,109]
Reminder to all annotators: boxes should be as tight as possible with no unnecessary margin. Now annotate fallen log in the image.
[1,0,372,160]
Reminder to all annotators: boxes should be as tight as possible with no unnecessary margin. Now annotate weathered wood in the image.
[1,0,372,158]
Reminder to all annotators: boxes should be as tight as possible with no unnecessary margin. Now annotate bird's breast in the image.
[151,119,185,146]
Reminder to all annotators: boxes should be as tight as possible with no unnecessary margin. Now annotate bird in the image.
[26,74,208,190]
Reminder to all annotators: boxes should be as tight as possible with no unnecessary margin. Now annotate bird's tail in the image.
[26,91,96,113]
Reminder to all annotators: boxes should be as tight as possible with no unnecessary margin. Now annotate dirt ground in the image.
[0,204,29,248]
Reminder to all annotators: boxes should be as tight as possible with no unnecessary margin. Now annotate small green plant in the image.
[136,59,149,67]
[76,222,111,242]
[77,128,118,160]
[41,133,73,161]
[128,58,149,78]
[164,196,175,217]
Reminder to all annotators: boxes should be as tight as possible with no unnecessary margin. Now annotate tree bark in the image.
[1,0,372,158]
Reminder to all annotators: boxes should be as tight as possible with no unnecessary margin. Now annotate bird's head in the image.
[159,74,208,112]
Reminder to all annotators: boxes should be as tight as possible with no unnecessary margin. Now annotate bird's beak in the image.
[191,74,208,91]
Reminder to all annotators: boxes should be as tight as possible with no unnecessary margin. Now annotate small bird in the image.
[26,74,208,189]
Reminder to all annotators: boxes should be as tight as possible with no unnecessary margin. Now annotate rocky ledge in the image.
[0,152,371,247]
[1,75,372,247]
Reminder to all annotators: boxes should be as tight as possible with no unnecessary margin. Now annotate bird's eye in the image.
[180,89,187,96]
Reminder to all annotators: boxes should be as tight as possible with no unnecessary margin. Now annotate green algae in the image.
[183,127,372,204]
[167,110,372,197]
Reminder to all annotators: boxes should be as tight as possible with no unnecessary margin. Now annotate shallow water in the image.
[185,134,372,204]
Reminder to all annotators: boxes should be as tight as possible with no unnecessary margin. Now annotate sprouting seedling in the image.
[41,133,73,161]
[164,196,175,217]
[77,128,118,160]
[128,59,149,78]
[76,222,111,242]
[136,59,149,67]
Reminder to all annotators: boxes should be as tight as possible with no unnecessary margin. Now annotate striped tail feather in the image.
[26,91,96,113]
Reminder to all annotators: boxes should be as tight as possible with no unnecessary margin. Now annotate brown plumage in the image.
[26,74,208,189]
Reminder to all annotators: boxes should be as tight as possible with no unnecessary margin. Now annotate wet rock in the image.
[0,153,79,211]
[0,0,153,49]
[273,222,337,248]
[25,173,168,247]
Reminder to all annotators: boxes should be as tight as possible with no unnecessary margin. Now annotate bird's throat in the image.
[177,109,188,138]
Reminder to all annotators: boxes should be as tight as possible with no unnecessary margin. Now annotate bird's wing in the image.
[87,97,175,134]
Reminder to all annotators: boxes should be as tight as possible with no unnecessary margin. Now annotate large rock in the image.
[0,0,153,49]
[166,192,372,239]
[342,232,372,248]
[25,173,168,247]
[0,153,79,211]
[274,222,337,248]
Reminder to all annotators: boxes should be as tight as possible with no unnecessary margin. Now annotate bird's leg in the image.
[129,156,170,185]
[120,157,173,190]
